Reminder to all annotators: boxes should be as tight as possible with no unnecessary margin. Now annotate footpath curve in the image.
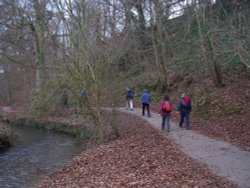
[118,108,250,188]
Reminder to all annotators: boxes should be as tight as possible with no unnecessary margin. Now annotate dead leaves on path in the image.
[39,113,235,188]
[190,114,250,151]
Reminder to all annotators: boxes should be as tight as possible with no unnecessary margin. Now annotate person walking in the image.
[159,95,172,132]
[140,89,151,117]
[62,90,69,109]
[79,88,88,112]
[125,87,135,111]
[178,93,192,130]
[81,88,87,98]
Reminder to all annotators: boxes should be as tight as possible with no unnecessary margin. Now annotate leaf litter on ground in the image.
[38,112,236,188]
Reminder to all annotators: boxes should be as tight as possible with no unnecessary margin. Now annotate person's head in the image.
[164,95,169,101]
[144,89,148,93]
[181,93,185,98]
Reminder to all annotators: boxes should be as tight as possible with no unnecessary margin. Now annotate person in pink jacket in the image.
[159,95,172,132]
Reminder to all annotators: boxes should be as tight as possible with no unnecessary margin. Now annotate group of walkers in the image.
[159,93,192,132]
[63,86,192,132]
[125,87,192,132]
[125,87,151,117]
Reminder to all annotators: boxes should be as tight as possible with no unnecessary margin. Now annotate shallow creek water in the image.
[0,123,85,188]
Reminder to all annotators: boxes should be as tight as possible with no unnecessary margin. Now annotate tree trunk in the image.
[151,0,170,92]
[195,6,223,87]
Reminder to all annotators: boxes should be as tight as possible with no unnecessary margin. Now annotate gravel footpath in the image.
[120,108,250,188]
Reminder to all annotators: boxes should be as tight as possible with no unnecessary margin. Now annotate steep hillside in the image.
[167,73,250,151]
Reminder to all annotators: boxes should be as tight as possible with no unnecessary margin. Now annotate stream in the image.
[0,122,85,188]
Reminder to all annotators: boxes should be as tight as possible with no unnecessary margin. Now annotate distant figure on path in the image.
[80,88,88,112]
[81,88,87,98]
[62,90,69,109]
[140,89,151,117]
[159,95,172,132]
[125,87,135,111]
[178,93,192,130]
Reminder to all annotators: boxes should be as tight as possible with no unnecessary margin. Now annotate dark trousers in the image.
[179,111,190,129]
[63,99,69,109]
[142,103,150,117]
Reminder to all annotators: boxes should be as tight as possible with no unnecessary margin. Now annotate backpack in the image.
[181,96,190,108]
[162,101,171,112]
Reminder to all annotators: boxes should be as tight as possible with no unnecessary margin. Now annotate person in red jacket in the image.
[159,95,172,132]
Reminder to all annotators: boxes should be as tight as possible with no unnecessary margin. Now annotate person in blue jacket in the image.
[80,88,88,112]
[178,93,192,130]
[140,89,151,117]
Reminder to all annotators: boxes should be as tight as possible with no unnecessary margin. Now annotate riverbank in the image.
[0,107,87,150]
[0,111,13,150]
[0,106,123,150]
[0,129,11,151]
[38,111,236,188]
[0,122,86,188]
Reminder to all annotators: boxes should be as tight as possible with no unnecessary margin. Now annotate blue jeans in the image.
[179,111,190,129]
[162,114,171,131]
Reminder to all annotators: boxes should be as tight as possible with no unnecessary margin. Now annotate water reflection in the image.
[0,123,84,188]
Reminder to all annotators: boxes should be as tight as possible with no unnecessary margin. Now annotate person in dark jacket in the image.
[178,93,192,130]
[125,87,135,110]
[62,90,69,109]
[140,89,151,117]
[159,95,172,132]
[79,88,88,112]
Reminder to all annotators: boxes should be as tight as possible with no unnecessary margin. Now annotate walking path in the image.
[119,108,250,188]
